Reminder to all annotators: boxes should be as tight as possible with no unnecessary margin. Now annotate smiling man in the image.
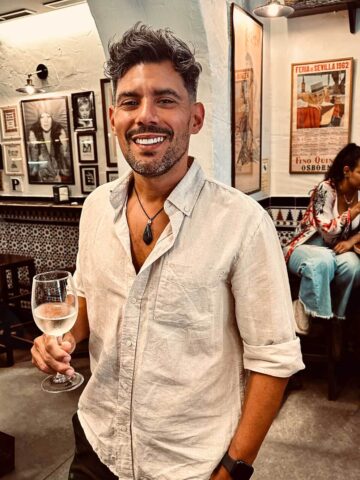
[31,23,304,480]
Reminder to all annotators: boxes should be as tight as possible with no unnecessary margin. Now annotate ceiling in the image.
[0,0,86,19]
[286,0,360,15]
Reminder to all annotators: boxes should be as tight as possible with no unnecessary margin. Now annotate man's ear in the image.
[109,105,115,132]
[190,102,205,134]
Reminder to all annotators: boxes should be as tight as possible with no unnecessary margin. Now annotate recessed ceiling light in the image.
[43,0,86,9]
[0,9,36,21]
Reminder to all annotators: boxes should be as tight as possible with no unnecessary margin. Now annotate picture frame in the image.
[0,105,21,139]
[3,142,24,175]
[231,4,263,195]
[106,170,119,182]
[21,96,75,185]
[71,91,97,131]
[290,58,353,174]
[100,79,118,168]
[80,165,99,194]
[77,131,97,163]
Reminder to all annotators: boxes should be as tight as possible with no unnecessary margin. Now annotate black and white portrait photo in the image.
[77,131,97,163]
[80,165,99,194]
[71,91,97,130]
[21,96,74,185]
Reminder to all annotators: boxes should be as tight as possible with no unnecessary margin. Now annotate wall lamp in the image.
[253,0,294,18]
[16,64,49,94]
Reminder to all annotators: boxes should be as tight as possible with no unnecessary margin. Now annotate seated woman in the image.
[284,143,360,320]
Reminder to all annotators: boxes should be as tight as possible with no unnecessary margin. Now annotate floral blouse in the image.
[284,180,359,263]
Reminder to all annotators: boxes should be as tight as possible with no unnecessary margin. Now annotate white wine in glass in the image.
[31,270,84,393]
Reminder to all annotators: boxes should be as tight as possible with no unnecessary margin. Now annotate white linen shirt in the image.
[74,160,304,480]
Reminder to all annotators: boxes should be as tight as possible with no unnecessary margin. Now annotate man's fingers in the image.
[31,344,54,374]
[32,335,74,375]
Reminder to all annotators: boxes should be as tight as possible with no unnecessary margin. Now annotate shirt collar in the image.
[109,159,205,217]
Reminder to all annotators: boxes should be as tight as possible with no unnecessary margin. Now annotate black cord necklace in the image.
[134,186,164,245]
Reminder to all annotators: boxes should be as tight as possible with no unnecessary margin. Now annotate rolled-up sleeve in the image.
[231,211,305,377]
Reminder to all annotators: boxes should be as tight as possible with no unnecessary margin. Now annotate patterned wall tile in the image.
[2,221,79,273]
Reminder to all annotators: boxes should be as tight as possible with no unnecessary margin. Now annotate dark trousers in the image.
[68,413,118,480]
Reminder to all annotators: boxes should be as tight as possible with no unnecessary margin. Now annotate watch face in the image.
[233,460,254,480]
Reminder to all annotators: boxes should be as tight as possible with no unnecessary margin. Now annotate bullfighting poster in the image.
[290,58,353,173]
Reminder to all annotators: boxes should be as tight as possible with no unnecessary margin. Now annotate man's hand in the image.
[210,465,231,480]
[31,332,76,377]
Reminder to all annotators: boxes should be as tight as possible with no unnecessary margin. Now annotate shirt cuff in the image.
[243,337,305,378]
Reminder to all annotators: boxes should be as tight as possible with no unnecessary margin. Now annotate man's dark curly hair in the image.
[104,23,202,103]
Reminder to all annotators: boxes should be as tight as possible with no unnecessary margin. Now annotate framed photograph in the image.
[231,4,263,194]
[80,165,99,194]
[77,131,97,163]
[71,91,97,131]
[106,170,119,182]
[0,105,21,139]
[3,142,24,175]
[100,79,118,167]
[290,58,353,173]
[21,96,75,184]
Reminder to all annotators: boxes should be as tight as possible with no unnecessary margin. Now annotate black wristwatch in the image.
[220,452,254,480]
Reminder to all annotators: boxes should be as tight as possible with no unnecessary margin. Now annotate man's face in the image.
[110,60,204,177]
[309,89,325,105]
[40,113,52,132]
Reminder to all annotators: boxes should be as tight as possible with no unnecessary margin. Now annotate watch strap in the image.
[220,452,254,480]
[221,451,235,473]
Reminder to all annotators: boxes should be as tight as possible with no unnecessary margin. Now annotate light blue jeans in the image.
[288,234,360,319]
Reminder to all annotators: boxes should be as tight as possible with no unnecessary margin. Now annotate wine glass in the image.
[31,270,84,393]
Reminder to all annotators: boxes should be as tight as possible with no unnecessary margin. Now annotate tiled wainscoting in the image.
[0,202,82,273]
[0,196,311,276]
[259,196,310,246]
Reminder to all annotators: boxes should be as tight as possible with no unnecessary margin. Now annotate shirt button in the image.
[120,425,127,432]
[130,297,137,304]
[184,206,189,213]
[126,340,132,347]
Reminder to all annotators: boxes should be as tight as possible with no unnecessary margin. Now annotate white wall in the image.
[0,3,106,197]
[6,1,352,200]
[269,10,360,196]
[87,0,264,189]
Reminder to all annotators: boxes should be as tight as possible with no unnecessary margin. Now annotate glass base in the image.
[41,372,84,393]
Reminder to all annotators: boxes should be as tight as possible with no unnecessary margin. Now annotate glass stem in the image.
[52,335,71,384]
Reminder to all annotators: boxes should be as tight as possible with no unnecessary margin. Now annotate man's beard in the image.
[124,126,190,178]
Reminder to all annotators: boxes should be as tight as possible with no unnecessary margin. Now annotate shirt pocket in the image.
[154,262,219,344]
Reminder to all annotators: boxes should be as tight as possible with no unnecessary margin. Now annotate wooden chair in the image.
[0,254,36,366]
[289,273,345,401]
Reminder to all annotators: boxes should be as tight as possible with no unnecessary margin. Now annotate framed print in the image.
[106,170,119,182]
[21,96,75,184]
[290,58,353,173]
[71,91,97,131]
[80,165,99,194]
[100,79,118,167]
[231,4,263,194]
[0,105,21,139]
[3,142,24,175]
[77,131,97,163]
